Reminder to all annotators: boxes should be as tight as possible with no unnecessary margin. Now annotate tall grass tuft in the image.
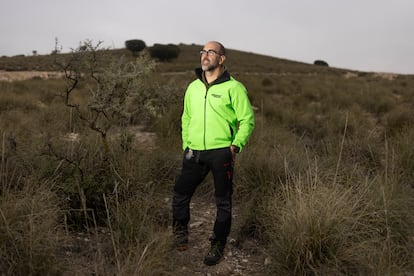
[0,183,61,275]
[104,191,172,275]
[260,163,414,275]
[235,121,311,239]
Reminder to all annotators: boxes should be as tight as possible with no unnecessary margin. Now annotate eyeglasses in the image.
[199,49,221,56]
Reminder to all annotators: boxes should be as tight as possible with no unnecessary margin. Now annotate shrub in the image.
[47,40,159,227]
[148,44,180,61]
[314,60,329,66]
[124,39,146,54]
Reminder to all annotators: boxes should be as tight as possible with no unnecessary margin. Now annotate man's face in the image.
[200,42,223,72]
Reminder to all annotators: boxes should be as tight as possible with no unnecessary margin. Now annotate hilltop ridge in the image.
[0,43,362,75]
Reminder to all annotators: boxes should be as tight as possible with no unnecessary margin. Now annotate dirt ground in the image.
[167,197,267,275]
[0,70,65,81]
[59,196,268,275]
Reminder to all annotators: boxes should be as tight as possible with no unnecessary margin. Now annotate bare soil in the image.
[168,197,267,275]
[0,70,65,81]
[58,196,268,275]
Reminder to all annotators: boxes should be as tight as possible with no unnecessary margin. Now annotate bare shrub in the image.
[46,40,159,226]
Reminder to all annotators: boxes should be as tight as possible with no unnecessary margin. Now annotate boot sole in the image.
[203,256,224,266]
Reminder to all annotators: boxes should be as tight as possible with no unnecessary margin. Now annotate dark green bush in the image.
[124,39,146,54]
[314,60,329,66]
[148,44,180,61]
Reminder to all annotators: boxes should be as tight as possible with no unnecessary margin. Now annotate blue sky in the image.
[1,0,413,74]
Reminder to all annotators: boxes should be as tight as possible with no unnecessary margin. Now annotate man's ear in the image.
[219,55,226,65]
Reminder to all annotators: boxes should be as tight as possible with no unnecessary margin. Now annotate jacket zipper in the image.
[203,87,209,150]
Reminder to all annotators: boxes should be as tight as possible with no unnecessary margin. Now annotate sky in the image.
[1,0,413,74]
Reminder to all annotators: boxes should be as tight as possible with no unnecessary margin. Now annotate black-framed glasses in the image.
[199,49,221,56]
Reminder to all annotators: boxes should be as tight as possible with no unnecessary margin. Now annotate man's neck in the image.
[204,66,224,84]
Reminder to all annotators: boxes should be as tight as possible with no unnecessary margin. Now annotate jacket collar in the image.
[195,67,231,86]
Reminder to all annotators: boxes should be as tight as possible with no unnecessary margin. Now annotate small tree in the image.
[53,39,157,153]
[125,39,146,55]
[314,60,329,67]
[51,39,156,225]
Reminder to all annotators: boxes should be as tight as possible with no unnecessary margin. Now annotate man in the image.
[172,41,255,266]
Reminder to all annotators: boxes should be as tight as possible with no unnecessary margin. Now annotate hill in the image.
[0,43,361,74]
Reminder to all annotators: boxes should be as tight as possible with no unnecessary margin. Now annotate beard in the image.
[201,58,219,71]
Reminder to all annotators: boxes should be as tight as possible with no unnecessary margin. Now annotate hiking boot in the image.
[203,241,225,266]
[174,232,189,251]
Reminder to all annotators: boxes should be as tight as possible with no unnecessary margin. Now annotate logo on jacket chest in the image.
[211,94,222,98]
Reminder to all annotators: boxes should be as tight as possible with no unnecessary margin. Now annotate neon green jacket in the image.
[181,68,255,151]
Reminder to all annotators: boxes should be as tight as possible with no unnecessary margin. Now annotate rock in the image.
[190,221,203,228]
[264,257,272,266]
[214,262,233,275]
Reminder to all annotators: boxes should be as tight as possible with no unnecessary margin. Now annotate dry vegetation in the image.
[1,42,414,275]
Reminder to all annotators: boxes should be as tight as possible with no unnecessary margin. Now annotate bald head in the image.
[204,41,226,56]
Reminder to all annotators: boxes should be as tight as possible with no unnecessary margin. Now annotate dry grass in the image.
[259,166,414,275]
[0,182,61,274]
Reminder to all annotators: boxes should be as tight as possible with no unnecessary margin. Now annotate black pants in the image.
[172,147,234,244]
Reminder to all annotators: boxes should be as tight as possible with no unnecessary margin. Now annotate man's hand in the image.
[230,145,240,162]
